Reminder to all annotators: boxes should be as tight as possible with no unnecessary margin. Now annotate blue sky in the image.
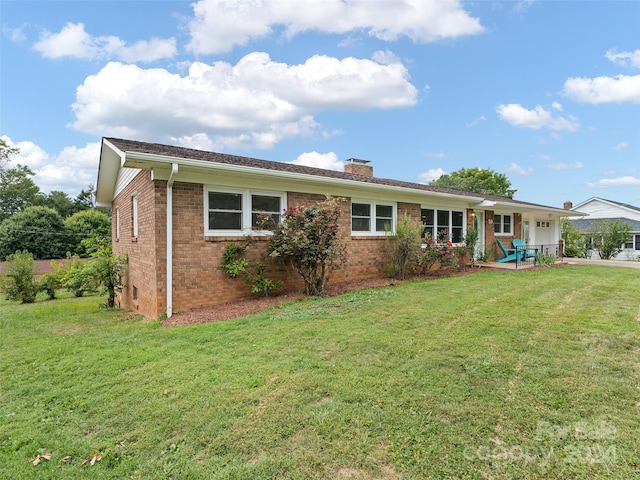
[1,0,639,208]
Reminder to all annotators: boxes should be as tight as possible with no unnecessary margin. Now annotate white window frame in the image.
[132,194,138,238]
[351,200,396,236]
[421,207,465,244]
[204,187,286,236]
[494,213,512,235]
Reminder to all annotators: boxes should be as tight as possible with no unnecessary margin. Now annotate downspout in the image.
[166,163,178,318]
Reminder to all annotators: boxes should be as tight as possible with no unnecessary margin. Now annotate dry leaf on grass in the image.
[32,453,51,466]
[80,452,103,467]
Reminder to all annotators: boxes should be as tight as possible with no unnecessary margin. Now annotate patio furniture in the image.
[512,238,538,260]
[496,239,518,263]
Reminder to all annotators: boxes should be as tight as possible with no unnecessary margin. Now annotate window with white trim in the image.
[421,208,464,243]
[625,234,640,250]
[494,214,512,235]
[351,201,395,234]
[132,194,138,238]
[205,188,285,235]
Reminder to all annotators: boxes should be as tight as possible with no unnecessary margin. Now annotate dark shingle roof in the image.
[603,198,640,213]
[104,137,563,211]
[570,217,640,232]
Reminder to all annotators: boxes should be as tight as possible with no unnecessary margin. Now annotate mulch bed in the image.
[162,267,488,327]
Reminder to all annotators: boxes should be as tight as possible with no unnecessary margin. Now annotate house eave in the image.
[124,151,488,203]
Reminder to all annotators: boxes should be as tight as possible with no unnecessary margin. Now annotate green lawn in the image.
[0,265,638,479]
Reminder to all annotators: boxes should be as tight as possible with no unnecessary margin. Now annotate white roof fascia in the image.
[122,151,486,203]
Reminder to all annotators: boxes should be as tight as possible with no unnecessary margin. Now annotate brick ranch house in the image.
[95,137,581,318]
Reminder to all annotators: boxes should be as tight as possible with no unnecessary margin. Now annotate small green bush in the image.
[386,214,421,280]
[221,240,280,297]
[1,250,39,303]
[58,255,94,297]
[39,270,62,300]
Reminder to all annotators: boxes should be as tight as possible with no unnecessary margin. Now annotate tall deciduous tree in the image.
[430,167,516,198]
[65,209,112,256]
[0,138,19,169]
[0,206,70,260]
[0,165,41,222]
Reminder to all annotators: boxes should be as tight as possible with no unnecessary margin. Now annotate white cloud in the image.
[611,141,629,151]
[33,22,176,62]
[547,162,584,171]
[289,151,344,171]
[1,136,99,195]
[563,74,640,104]
[418,168,447,183]
[496,103,580,131]
[70,53,417,150]
[605,49,640,68]
[508,163,533,176]
[551,101,563,111]
[187,0,484,55]
[586,176,640,187]
[466,115,486,127]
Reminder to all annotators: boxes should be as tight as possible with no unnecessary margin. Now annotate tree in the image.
[561,219,588,258]
[262,196,347,296]
[0,206,71,260]
[430,167,516,198]
[588,220,632,260]
[0,165,41,222]
[65,209,111,256]
[37,190,75,218]
[0,138,19,170]
[74,186,95,212]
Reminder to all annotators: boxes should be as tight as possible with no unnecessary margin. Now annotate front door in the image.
[523,220,530,245]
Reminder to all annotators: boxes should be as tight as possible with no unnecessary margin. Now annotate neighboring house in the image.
[566,197,640,260]
[95,137,580,318]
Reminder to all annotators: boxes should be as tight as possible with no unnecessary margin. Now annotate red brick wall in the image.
[112,170,161,316]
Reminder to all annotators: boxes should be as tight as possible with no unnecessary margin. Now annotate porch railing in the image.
[473,243,564,268]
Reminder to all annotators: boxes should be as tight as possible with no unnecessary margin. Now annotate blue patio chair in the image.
[496,239,518,263]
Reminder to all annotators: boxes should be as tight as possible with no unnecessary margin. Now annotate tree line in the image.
[0,139,111,261]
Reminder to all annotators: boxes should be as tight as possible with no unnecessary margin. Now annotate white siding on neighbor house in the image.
[573,198,640,221]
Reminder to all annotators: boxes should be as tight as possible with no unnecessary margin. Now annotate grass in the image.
[0,265,638,479]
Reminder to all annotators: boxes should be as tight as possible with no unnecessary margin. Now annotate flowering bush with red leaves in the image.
[259,195,347,296]
[418,228,463,273]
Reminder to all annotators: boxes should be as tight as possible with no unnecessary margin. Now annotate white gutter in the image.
[166,163,178,318]
[123,151,485,203]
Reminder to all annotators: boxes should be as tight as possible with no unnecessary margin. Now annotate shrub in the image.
[39,270,62,300]
[84,244,127,308]
[418,229,463,273]
[57,255,94,297]
[386,214,421,280]
[221,240,281,297]
[262,195,347,296]
[1,250,39,303]
[535,251,557,267]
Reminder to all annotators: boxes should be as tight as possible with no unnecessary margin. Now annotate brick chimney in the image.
[563,201,573,210]
[344,158,373,177]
